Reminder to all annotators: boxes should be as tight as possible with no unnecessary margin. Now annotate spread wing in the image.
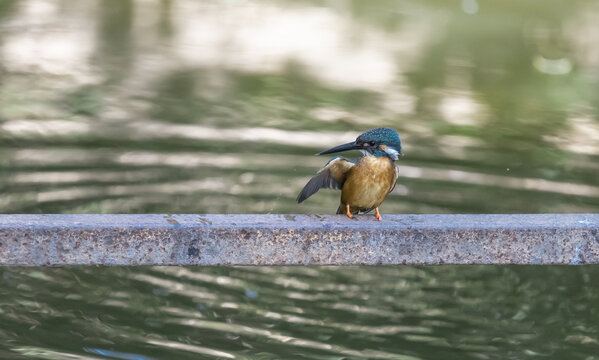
[296,156,355,203]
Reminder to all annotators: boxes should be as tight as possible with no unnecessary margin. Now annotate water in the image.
[2,266,599,359]
[1,0,599,358]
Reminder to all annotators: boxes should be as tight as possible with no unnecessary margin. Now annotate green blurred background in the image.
[1,0,598,214]
[1,1,599,359]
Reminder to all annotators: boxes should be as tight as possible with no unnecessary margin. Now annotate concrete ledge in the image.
[1,214,598,265]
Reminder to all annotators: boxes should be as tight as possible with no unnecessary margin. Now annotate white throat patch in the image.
[384,147,400,160]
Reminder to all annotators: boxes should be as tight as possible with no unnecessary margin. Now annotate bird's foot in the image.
[374,207,382,221]
[345,204,353,219]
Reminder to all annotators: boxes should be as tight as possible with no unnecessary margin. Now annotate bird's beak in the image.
[317,141,359,155]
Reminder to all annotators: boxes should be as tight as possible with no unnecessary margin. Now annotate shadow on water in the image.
[1,0,599,358]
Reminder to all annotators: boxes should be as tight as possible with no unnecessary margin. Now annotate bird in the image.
[297,127,402,221]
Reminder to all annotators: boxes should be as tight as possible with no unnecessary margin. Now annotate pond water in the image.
[1,0,599,358]
[2,266,599,359]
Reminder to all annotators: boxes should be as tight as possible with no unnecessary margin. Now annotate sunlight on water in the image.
[1,0,598,215]
[1,0,599,358]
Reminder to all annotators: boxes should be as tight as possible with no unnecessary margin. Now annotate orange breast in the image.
[341,156,396,211]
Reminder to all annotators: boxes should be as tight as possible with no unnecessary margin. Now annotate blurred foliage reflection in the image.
[1,1,599,359]
[2,266,599,359]
[1,0,598,214]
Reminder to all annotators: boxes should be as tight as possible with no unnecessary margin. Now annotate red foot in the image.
[374,208,382,221]
[345,204,353,219]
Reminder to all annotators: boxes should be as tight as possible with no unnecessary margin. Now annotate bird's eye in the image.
[369,141,375,146]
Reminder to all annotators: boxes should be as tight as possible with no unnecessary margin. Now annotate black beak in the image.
[317,141,359,155]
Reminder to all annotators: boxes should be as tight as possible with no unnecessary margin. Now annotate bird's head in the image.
[317,128,402,160]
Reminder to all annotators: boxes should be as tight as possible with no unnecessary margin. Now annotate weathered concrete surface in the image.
[0,214,598,265]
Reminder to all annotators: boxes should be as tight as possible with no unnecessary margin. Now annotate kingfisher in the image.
[297,128,402,221]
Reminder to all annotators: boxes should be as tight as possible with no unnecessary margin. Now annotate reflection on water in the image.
[1,0,599,358]
[1,0,598,215]
[2,266,599,359]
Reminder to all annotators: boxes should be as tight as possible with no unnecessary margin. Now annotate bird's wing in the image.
[389,165,400,193]
[296,156,355,203]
